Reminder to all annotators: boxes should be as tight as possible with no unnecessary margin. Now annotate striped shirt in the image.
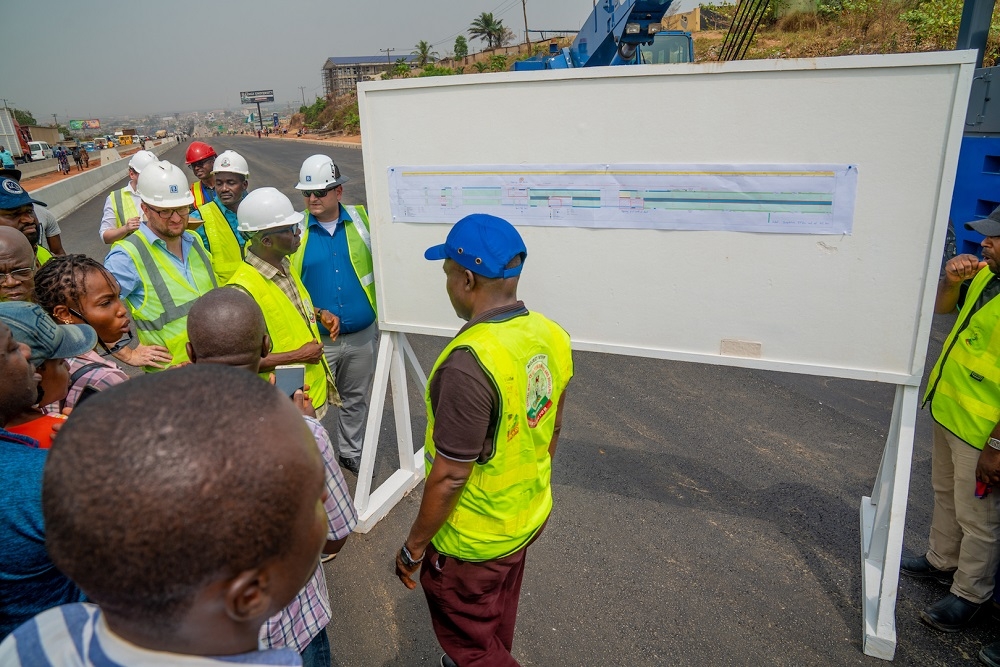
[259,416,357,652]
[43,351,129,416]
[0,603,302,666]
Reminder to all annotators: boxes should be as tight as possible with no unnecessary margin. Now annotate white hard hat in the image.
[128,150,158,173]
[295,154,349,190]
[136,161,195,207]
[236,187,304,233]
[212,150,249,177]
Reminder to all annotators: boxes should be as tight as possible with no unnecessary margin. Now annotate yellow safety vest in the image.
[292,206,377,314]
[109,186,139,228]
[925,267,1000,449]
[196,200,244,284]
[226,260,338,412]
[425,310,573,561]
[113,231,217,372]
[35,246,52,266]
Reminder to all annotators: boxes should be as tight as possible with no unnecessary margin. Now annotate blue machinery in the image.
[513,0,694,71]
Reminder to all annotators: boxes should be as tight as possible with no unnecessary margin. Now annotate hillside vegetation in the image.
[696,0,1000,65]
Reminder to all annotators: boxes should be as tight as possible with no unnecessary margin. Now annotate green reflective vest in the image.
[113,231,217,372]
[226,259,338,412]
[292,206,377,314]
[196,201,244,284]
[35,246,52,266]
[925,267,1000,449]
[425,310,573,561]
[109,186,139,228]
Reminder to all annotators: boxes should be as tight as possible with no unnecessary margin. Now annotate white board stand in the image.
[353,331,426,533]
[860,384,919,660]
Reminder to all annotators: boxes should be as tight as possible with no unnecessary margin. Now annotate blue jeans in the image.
[300,629,331,667]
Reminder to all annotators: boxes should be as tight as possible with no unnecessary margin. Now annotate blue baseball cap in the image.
[0,177,46,210]
[0,301,97,367]
[424,214,526,279]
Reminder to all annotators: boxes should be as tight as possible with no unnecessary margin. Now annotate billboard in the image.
[68,119,101,130]
[240,89,274,104]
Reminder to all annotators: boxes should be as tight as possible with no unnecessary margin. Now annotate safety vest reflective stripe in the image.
[226,262,337,411]
[121,233,217,331]
[191,181,206,208]
[197,201,243,284]
[925,267,1000,448]
[424,311,573,561]
[110,187,138,228]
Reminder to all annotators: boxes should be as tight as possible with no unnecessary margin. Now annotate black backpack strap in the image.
[70,362,106,384]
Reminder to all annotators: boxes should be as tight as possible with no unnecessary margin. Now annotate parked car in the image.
[83,142,95,152]
[27,141,54,160]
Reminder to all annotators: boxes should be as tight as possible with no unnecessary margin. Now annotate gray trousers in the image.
[322,322,378,459]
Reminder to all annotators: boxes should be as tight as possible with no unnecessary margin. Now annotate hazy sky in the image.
[3,0,698,122]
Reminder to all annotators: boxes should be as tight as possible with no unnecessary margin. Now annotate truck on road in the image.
[0,108,32,163]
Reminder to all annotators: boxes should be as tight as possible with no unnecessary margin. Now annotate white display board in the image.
[359,52,972,385]
[353,52,976,660]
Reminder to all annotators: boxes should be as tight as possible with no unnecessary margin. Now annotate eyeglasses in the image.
[302,185,340,199]
[190,158,213,170]
[0,267,32,283]
[262,223,299,237]
[147,205,189,220]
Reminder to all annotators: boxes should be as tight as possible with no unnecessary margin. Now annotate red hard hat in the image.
[185,141,217,165]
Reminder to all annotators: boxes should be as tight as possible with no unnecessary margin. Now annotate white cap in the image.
[128,150,158,174]
[236,187,304,233]
[295,154,348,190]
[136,161,195,207]
[212,150,249,177]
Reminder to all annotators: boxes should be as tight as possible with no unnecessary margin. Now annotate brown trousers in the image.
[420,542,527,667]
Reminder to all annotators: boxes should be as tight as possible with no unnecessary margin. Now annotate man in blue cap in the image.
[394,214,574,667]
[0,176,50,266]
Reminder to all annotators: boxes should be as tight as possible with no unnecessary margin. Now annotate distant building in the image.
[322,55,421,98]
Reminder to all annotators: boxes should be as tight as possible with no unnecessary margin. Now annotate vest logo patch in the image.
[971,371,985,382]
[526,353,553,428]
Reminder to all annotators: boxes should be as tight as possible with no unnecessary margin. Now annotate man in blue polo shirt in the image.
[292,154,376,475]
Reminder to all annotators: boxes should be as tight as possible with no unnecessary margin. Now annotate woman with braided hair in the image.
[32,255,169,412]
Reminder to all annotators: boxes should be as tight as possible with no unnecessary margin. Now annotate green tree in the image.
[412,40,439,67]
[489,54,509,72]
[454,35,469,59]
[473,61,490,73]
[390,58,411,79]
[470,12,505,49]
[12,109,35,126]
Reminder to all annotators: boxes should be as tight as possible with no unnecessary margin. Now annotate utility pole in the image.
[380,47,395,65]
[298,86,307,107]
[51,113,58,127]
[522,0,532,49]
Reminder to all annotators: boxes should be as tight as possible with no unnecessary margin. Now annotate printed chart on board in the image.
[387,163,858,235]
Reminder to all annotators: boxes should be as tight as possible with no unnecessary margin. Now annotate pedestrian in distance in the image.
[0,364,332,665]
[80,146,89,169]
[902,204,1000,638]
[186,287,357,667]
[0,318,86,641]
[228,187,340,418]
[0,300,97,448]
[0,146,15,170]
[395,213,573,667]
[71,145,82,171]
[292,154,377,476]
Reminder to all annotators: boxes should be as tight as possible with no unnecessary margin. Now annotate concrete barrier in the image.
[20,159,58,179]
[31,142,175,221]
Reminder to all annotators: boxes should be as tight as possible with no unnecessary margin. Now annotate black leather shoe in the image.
[920,593,984,632]
[981,641,1000,667]
[900,555,956,585]
[440,655,458,667]
[339,456,361,475]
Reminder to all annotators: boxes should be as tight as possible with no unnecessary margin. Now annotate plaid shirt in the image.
[43,350,129,415]
[260,416,357,652]
[243,249,313,326]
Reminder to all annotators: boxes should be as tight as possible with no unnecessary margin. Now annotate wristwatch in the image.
[988,438,1000,451]
[399,543,424,568]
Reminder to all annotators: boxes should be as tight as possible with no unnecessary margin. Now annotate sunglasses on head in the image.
[302,185,340,198]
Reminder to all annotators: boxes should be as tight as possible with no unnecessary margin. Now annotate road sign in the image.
[273,113,279,128]
[240,89,274,104]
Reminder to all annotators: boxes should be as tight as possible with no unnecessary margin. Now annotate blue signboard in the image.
[272,113,279,128]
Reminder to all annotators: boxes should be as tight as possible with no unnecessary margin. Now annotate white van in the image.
[27,141,53,160]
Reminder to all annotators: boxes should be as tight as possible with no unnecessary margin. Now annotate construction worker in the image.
[184,141,217,215]
[292,154,376,475]
[227,187,339,418]
[0,176,51,266]
[190,150,247,284]
[104,161,217,372]
[99,150,158,245]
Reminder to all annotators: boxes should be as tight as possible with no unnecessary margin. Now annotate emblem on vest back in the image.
[526,353,553,428]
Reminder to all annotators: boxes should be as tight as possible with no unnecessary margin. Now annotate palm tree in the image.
[469,12,505,49]
[412,40,438,67]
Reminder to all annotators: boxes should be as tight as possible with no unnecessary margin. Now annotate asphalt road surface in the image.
[47,136,989,665]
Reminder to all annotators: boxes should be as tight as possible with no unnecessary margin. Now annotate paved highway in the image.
[47,136,985,665]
